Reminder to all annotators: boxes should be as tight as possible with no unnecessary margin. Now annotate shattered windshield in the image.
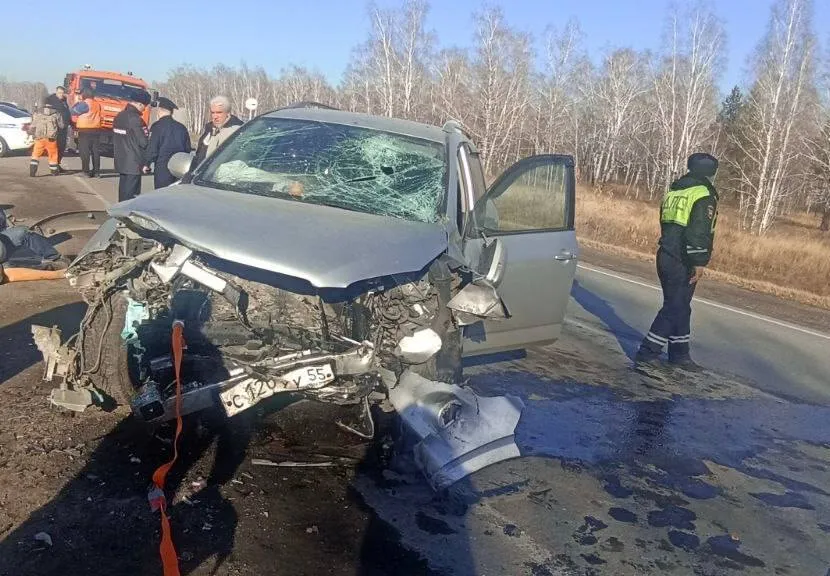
[194,117,447,224]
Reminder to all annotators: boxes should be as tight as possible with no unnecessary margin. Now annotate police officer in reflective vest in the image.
[636,152,719,371]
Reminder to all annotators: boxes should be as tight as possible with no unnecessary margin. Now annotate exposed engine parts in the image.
[35,223,465,423]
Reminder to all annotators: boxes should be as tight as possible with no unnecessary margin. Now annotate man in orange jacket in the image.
[72,89,102,178]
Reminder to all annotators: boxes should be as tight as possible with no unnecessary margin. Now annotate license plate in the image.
[220,364,335,417]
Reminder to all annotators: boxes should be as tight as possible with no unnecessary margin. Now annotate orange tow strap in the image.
[0,267,66,283]
[148,320,186,576]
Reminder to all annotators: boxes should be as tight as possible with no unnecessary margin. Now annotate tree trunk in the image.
[821,208,830,232]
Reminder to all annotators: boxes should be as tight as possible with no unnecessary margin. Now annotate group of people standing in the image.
[113,92,242,200]
[28,88,244,201]
[28,85,102,177]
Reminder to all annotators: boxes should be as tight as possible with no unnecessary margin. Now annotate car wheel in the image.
[80,291,137,406]
[0,137,8,158]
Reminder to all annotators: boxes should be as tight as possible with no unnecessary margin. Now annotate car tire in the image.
[80,291,137,406]
[0,137,8,158]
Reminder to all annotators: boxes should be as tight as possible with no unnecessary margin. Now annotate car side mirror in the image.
[478,237,507,287]
[168,152,193,180]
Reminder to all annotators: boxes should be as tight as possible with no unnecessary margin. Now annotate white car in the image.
[0,103,33,157]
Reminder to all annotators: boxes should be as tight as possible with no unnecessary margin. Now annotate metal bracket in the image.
[32,324,93,412]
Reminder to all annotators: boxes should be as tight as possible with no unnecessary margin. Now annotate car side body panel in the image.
[461,154,578,357]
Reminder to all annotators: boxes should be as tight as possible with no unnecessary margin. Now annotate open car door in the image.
[461,154,578,357]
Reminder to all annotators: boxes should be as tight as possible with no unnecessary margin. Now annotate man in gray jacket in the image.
[191,95,243,169]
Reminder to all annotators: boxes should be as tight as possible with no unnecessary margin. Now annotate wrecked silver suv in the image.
[35,107,578,487]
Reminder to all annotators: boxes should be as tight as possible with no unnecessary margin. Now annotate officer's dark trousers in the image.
[77,129,100,175]
[56,128,67,164]
[118,174,141,202]
[640,249,697,361]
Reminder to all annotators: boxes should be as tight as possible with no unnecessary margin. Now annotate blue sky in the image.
[1,0,827,95]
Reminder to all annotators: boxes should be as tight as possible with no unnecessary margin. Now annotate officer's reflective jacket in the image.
[658,173,719,267]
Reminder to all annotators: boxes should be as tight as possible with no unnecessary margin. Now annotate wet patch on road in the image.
[608,507,638,523]
[456,350,830,575]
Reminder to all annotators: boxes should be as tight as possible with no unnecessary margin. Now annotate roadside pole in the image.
[244,97,257,121]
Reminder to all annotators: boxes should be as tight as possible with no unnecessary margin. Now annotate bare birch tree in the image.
[468,7,532,175]
[652,3,724,189]
[0,78,48,111]
[730,0,817,234]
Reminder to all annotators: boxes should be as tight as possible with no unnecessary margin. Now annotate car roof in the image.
[263,107,451,144]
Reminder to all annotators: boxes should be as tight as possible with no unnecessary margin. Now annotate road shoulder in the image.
[578,245,830,336]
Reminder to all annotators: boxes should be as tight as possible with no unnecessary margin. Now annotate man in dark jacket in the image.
[113,90,151,202]
[45,86,71,169]
[635,152,719,372]
[191,95,243,169]
[144,97,191,188]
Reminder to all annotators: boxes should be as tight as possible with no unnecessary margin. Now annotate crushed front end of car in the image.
[32,110,527,489]
[38,216,451,421]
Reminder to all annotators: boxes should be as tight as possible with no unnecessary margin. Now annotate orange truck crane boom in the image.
[64,67,157,154]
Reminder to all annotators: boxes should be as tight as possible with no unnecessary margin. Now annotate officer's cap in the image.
[132,91,152,106]
[156,97,178,112]
[687,152,718,178]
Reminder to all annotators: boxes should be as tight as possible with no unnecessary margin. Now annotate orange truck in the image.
[63,67,157,154]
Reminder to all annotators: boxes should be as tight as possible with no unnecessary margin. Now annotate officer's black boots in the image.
[635,346,661,366]
[669,356,705,373]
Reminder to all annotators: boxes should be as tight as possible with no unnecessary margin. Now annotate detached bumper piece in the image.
[389,370,524,490]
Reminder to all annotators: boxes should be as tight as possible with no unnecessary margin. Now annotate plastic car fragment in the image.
[388,369,524,490]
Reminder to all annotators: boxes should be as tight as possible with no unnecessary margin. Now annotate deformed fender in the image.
[388,370,524,490]
[29,210,109,237]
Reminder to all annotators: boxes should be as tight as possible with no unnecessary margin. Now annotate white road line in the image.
[73,176,111,207]
[577,263,830,341]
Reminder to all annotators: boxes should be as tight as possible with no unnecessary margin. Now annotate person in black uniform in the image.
[143,97,191,189]
[113,90,151,202]
[635,152,719,372]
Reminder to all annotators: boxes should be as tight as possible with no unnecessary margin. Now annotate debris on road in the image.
[503,524,521,537]
[251,458,343,468]
[129,456,141,464]
[305,525,319,534]
[388,370,524,490]
[34,532,53,547]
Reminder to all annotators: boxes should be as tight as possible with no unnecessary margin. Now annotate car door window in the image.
[476,155,574,235]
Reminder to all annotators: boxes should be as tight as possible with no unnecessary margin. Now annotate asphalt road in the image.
[1,153,829,575]
[570,262,830,405]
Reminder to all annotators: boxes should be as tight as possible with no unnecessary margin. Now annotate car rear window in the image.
[0,105,29,119]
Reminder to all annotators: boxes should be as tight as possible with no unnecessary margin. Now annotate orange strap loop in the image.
[148,320,186,576]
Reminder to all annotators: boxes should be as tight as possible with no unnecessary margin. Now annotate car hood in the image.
[108,185,448,289]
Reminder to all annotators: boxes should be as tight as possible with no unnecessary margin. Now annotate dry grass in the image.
[576,186,830,309]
